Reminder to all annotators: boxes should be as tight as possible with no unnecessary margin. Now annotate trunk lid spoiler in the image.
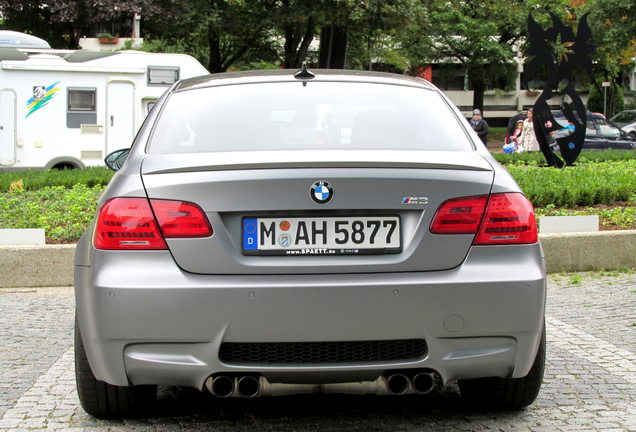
[141,150,492,175]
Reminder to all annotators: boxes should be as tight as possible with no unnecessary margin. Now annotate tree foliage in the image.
[1,0,632,98]
[573,0,636,82]
[403,0,571,111]
[0,0,159,48]
[587,80,624,118]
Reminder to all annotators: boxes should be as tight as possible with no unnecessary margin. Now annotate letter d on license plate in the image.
[241,216,401,256]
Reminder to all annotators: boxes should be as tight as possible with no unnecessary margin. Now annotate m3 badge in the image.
[401,196,429,205]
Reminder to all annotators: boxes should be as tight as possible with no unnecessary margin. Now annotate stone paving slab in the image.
[0,273,634,431]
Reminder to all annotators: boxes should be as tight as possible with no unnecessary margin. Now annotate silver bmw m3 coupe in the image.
[74,68,546,417]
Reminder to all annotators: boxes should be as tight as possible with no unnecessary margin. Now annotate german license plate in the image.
[242,216,401,256]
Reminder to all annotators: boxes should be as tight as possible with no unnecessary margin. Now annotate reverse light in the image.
[94,198,212,250]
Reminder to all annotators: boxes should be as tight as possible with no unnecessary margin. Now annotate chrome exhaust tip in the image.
[385,373,410,395]
[209,375,235,398]
[411,372,436,395]
[237,375,260,398]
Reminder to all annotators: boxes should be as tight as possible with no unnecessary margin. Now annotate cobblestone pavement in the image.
[0,272,634,431]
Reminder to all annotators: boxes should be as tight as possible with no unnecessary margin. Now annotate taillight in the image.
[430,192,538,245]
[150,199,213,238]
[430,195,488,234]
[94,198,168,250]
[94,198,212,250]
[473,193,537,245]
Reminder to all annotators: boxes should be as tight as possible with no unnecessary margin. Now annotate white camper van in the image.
[0,31,208,170]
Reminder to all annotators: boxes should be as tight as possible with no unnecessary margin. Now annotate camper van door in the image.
[0,89,17,166]
[106,81,135,155]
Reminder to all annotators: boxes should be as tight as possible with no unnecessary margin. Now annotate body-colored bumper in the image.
[75,243,546,389]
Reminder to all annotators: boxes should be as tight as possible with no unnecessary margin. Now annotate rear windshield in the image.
[148,81,472,153]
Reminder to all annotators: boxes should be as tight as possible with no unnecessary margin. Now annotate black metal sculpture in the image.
[524,13,595,167]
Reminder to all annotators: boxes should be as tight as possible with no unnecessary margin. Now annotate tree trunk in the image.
[470,69,485,114]
[208,27,224,73]
[283,25,299,68]
[283,16,316,68]
[294,15,315,67]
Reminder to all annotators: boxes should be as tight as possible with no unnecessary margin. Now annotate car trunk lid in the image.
[141,150,494,274]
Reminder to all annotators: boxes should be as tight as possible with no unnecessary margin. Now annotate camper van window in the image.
[148,67,180,86]
[68,88,96,112]
[67,88,97,129]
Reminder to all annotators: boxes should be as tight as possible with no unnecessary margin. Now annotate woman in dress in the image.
[519,109,540,152]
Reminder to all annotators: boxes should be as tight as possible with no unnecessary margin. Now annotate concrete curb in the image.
[1,244,76,288]
[540,230,636,273]
[1,231,635,288]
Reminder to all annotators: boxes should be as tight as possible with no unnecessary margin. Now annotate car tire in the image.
[75,314,156,418]
[458,326,545,410]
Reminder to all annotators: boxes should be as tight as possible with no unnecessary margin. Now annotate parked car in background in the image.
[505,111,636,150]
[554,112,636,150]
[75,68,546,418]
[610,110,636,139]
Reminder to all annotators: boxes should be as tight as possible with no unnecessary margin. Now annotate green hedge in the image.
[508,160,636,207]
[0,167,114,192]
[0,184,104,242]
[493,150,636,166]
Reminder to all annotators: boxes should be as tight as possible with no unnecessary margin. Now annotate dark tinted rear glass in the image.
[148,81,472,153]
[613,112,636,123]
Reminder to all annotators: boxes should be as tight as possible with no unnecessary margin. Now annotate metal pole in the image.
[603,86,607,117]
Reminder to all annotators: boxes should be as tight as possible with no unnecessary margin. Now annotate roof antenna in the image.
[294,62,315,86]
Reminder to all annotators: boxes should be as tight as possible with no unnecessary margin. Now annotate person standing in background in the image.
[469,109,489,145]
[519,108,541,152]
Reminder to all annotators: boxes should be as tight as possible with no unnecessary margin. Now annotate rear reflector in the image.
[474,193,537,245]
[429,195,488,234]
[94,198,212,250]
[430,192,537,245]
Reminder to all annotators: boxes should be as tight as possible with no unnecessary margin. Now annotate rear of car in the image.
[610,110,636,138]
[75,70,546,417]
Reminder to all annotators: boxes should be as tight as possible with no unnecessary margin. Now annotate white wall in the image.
[78,38,143,51]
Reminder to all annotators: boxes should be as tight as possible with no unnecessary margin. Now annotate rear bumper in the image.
[75,243,546,389]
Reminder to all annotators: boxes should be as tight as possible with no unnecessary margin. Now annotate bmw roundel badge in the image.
[310,180,334,204]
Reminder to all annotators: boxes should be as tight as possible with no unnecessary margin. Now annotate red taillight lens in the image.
[149,199,213,238]
[94,198,168,250]
[430,195,488,234]
[474,193,537,245]
[94,198,212,250]
[430,193,538,245]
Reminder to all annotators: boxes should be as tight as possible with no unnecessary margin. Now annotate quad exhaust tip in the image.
[411,372,436,395]
[385,373,410,395]
[207,371,436,397]
[237,375,260,398]
[207,375,261,398]
[385,370,439,395]
[209,375,235,398]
